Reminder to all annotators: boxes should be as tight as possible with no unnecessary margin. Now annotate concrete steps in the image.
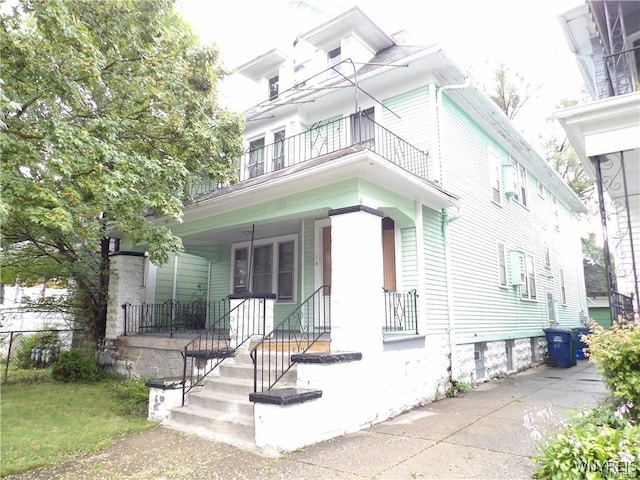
[166,351,297,450]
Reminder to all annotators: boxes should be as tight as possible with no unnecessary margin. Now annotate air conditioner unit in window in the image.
[502,164,517,197]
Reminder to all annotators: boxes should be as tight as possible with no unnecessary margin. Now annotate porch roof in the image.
[182,145,459,224]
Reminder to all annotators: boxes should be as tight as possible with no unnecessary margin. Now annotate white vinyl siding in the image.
[422,206,448,335]
[382,86,431,177]
[401,227,418,291]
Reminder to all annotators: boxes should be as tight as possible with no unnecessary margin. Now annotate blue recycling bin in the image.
[573,326,590,360]
[544,328,575,368]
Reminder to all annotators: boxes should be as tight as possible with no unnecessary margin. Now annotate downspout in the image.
[301,219,305,301]
[443,208,462,381]
[434,76,471,186]
[206,260,212,326]
[435,76,470,383]
[171,254,178,300]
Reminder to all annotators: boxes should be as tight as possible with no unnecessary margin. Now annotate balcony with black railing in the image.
[190,113,430,198]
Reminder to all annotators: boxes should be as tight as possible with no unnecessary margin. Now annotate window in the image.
[505,340,514,371]
[351,107,375,149]
[278,241,294,301]
[559,268,566,305]
[497,243,507,287]
[474,343,486,380]
[232,236,297,302]
[489,149,502,204]
[268,74,279,100]
[510,158,528,207]
[519,253,537,300]
[248,137,265,178]
[543,241,550,268]
[328,46,341,73]
[537,180,544,198]
[546,291,556,325]
[233,248,249,293]
[552,195,559,230]
[273,129,285,171]
[252,245,272,294]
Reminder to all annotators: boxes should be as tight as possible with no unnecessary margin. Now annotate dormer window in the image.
[268,74,279,100]
[328,47,341,73]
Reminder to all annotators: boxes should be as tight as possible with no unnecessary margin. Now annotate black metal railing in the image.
[250,286,331,393]
[122,298,230,337]
[600,47,640,99]
[189,114,430,197]
[383,289,418,334]
[181,296,268,405]
[612,291,634,323]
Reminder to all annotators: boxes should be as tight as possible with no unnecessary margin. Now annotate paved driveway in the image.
[8,361,606,480]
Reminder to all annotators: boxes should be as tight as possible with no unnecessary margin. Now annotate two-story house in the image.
[105,6,588,453]
[557,0,640,322]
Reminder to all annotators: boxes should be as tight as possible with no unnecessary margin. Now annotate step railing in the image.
[122,298,230,337]
[383,289,418,334]
[181,296,266,405]
[250,286,331,392]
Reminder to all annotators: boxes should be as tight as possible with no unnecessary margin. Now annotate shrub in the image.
[110,378,149,416]
[533,407,640,480]
[584,320,640,415]
[51,349,98,383]
[445,380,471,398]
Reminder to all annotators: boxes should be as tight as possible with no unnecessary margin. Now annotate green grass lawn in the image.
[0,376,156,476]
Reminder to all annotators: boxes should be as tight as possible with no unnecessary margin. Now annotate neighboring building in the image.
[106,6,588,453]
[557,0,640,322]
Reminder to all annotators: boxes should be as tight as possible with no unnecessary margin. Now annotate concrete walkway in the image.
[11,360,607,480]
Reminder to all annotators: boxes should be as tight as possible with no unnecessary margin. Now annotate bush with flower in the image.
[531,320,640,479]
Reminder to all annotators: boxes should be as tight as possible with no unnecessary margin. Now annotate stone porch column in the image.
[106,252,146,339]
[329,205,384,356]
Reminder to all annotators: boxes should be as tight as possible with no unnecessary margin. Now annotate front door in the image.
[315,220,331,329]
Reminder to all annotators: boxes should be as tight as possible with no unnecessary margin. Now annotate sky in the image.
[177,0,587,150]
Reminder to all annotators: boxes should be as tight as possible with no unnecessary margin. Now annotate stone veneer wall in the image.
[105,252,146,339]
[454,336,545,384]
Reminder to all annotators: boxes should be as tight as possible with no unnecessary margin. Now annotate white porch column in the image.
[329,205,384,356]
[106,252,146,339]
[229,294,275,352]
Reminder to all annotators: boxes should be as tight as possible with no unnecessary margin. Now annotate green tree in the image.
[1,0,244,340]
[488,62,538,120]
[582,233,610,296]
[541,99,594,209]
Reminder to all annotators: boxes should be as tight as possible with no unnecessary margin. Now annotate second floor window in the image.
[248,138,265,178]
[497,243,507,287]
[519,253,537,300]
[510,158,528,207]
[351,107,375,149]
[273,129,285,171]
[488,149,502,204]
